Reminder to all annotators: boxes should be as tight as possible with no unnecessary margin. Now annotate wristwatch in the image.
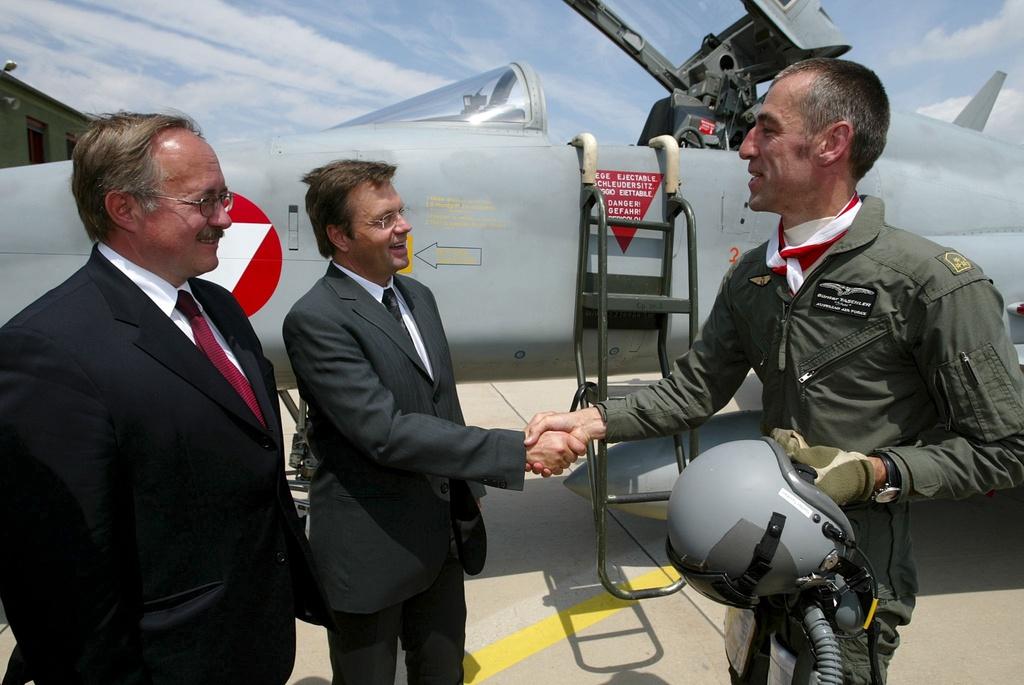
[871,453,902,504]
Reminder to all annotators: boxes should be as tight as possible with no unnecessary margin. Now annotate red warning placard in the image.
[595,170,662,251]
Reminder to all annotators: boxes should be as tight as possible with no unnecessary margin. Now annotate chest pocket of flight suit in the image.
[793,318,899,437]
[795,318,893,386]
[933,342,1024,442]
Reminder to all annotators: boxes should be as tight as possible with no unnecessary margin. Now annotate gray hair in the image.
[71,111,201,242]
[774,58,890,180]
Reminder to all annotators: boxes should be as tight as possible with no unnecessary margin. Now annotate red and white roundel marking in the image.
[204,193,282,316]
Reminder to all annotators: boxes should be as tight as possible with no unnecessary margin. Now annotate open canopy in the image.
[334,63,546,134]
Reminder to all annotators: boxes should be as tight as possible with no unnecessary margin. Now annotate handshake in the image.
[513,409,892,502]
[520,408,606,478]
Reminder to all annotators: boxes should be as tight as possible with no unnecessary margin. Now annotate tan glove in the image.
[769,428,874,505]
[771,428,809,454]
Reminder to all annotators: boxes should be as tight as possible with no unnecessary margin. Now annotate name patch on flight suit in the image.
[811,281,877,318]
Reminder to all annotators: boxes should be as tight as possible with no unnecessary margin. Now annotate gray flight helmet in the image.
[666,437,857,608]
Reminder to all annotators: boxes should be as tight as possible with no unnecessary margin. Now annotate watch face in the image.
[874,487,900,504]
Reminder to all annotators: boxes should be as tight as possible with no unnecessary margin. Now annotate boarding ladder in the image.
[569,133,698,600]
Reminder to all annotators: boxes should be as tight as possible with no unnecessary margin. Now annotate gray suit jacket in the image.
[283,266,526,613]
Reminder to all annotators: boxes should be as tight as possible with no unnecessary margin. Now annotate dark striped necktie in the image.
[382,287,411,339]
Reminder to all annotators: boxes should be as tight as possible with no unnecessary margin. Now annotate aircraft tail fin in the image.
[953,70,1006,132]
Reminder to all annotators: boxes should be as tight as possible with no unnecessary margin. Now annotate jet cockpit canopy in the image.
[333,62,546,135]
[565,0,849,149]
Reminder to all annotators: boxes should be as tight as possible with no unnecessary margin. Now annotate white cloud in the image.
[81,0,447,98]
[916,96,971,122]
[981,88,1024,142]
[0,0,452,142]
[889,0,1024,65]
[2,33,175,113]
[916,87,1024,143]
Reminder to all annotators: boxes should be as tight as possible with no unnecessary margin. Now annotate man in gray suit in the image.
[283,160,581,685]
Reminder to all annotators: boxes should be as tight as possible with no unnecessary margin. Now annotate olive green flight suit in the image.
[601,196,1024,683]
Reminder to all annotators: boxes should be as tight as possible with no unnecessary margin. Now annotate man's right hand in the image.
[524,407,607,448]
[525,430,586,477]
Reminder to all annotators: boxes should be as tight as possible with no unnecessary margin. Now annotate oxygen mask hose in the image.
[802,603,843,685]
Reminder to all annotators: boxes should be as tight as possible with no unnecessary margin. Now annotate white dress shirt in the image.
[97,243,246,375]
[332,262,434,380]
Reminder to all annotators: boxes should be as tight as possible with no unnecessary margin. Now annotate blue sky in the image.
[3,0,1022,147]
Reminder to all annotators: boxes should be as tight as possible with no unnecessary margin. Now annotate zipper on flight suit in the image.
[929,352,979,432]
[796,324,890,385]
[931,351,980,432]
[777,300,792,372]
[959,351,980,385]
[934,371,954,431]
[775,242,843,376]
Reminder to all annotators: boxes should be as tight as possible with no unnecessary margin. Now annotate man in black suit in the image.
[284,160,581,684]
[0,112,330,684]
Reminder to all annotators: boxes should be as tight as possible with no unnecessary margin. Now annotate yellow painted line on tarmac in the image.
[464,565,681,683]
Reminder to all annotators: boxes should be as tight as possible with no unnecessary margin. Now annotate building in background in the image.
[1,61,90,169]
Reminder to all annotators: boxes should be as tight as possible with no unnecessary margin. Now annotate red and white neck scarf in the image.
[766,194,861,293]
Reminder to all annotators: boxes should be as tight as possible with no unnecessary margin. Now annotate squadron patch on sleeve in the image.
[939,251,973,275]
[811,281,877,318]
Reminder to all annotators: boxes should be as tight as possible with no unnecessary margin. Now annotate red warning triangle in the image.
[595,170,663,252]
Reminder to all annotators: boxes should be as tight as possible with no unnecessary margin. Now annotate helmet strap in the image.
[736,512,786,599]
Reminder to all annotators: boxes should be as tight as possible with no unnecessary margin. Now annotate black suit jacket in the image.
[283,266,526,614]
[0,248,330,685]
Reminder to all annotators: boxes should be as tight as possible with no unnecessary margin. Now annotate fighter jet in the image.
[1,0,1021,515]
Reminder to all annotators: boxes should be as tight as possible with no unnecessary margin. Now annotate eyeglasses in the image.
[366,207,408,231]
[152,191,234,217]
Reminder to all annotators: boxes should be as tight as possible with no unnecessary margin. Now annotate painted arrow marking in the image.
[414,242,482,269]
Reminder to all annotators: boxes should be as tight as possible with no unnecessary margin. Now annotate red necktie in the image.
[175,290,266,427]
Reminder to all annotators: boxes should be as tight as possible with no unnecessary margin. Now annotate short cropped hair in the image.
[302,160,397,258]
[71,112,201,242]
[774,58,890,180]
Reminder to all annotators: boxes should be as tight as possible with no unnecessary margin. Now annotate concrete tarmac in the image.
[3,376,1023,683]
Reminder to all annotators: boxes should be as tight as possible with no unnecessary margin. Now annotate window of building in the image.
[66,133,77,159]
[27,117,47,164]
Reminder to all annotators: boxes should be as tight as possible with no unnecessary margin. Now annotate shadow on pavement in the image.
[601,672,672,684]
[911,486,1024,595]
